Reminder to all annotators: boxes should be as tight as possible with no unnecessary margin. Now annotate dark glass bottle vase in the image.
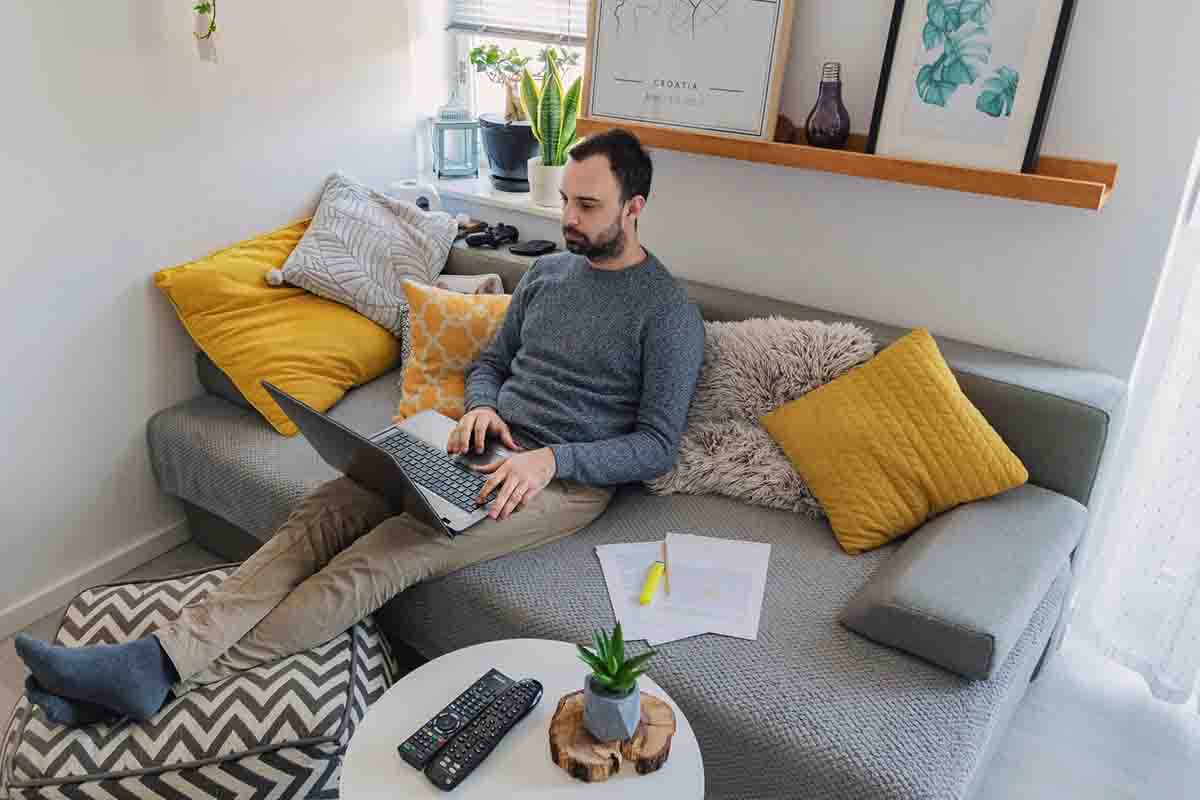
[805,62,851,150]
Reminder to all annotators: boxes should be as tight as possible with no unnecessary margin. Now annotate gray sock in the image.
[15,634,177,722]
[24,676,115,727]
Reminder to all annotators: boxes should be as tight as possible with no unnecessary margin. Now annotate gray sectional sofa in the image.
[147,243,1125,799]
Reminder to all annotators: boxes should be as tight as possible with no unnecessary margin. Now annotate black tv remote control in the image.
[424,678,543,791]
[397,669,514,769]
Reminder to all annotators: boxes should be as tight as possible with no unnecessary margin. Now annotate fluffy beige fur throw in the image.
[646,316,875,516]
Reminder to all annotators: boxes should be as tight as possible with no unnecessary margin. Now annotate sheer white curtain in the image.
[1074,302,1200,706]
[1072,157,1200,709]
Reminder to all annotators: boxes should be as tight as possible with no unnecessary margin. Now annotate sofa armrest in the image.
[840,483,1086,680]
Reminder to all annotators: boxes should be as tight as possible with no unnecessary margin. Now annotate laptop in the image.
[262,381,513,538]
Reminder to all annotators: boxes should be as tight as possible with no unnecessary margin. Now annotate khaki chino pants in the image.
[155,476,614,691]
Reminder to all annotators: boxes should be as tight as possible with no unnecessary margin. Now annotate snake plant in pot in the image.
[520,50,583,207]
[577,623,656,741]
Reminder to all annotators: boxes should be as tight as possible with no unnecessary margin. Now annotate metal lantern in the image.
[432,119,480,179]
[431,82,480,179]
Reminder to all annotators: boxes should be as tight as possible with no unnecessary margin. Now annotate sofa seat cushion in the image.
[1,567,401,799]
[147,367,404,540]
[376,487,1070,800]
[146,379,1071,799]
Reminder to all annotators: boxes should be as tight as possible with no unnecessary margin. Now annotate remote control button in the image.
[434,713,460,733]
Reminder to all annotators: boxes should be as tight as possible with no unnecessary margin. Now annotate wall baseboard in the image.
[0,520,191,639]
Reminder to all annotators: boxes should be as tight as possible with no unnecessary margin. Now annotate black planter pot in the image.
[479,113,540,192]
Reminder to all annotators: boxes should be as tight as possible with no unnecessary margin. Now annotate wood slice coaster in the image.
[548,691,676,782]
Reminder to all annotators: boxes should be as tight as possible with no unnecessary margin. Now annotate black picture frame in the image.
[865,0,1078,174]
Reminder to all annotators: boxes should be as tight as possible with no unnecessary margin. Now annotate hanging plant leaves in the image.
[193,1,217,40]
[977,65,1020,117]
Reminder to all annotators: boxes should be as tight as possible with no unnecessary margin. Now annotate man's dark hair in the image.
[569,129,653,204]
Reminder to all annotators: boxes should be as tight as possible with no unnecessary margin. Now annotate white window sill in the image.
[433,173,561,222]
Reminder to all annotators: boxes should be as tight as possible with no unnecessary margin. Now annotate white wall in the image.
[0,1,435,634]
[645,1,1200,379]
[454,2,1200,380]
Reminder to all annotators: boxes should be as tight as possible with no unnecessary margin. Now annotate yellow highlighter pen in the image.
[639,561,666,606]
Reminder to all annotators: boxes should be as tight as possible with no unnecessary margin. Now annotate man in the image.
[15,129,705,726]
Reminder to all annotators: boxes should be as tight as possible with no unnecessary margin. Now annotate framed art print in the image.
[582,0,795,141]
[866,0,1077,172]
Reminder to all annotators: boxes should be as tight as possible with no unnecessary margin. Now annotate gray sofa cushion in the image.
[148,368,404,539]
[444,244,1126,507]
[149,381,1070,799]
[840,484,1087,680]
[377,487,1070,800]
[195,350,252,411]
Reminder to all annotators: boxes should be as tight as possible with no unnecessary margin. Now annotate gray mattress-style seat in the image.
[381,488,1068,800]
[147,244,1125,799]
[148,374,1066,799]
[148,367,406,542]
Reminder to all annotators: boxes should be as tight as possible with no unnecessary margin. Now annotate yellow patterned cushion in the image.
[394,280,511,421]
[760,328,1028,554]
[154,220,402,437]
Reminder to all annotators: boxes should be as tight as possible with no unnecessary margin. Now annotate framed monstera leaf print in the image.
[866,0,1077,172]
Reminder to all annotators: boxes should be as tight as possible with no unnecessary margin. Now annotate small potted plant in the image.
[520,50,584,207]
[470,45,578,193]
[576,623,656,742]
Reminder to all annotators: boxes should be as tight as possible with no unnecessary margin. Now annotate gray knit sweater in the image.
[464,250,704,486]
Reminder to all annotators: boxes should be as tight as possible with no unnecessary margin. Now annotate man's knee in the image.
[272,479,392,558]
[306,476,382,510]
[300,478,392,526]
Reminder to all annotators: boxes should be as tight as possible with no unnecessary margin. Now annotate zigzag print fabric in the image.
[1,567,401,799]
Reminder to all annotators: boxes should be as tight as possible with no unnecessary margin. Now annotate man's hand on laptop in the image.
[448,407,522,455]
[472,448,557,521]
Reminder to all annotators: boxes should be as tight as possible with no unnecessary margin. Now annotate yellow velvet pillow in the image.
[154,220,402,436]
[395,280,512,421]
[760,328,1028,554]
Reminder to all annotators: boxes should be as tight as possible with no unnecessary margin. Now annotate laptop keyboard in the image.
[376,429,498,513]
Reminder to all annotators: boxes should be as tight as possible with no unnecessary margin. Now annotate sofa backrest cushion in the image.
[444,243,1125,508]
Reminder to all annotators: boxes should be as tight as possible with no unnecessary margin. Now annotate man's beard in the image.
[563,216,625,261]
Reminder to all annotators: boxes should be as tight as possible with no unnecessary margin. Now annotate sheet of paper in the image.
[594,542,709,645]
[661,532,771,640]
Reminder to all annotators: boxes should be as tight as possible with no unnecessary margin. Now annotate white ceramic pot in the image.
[528,155,565,208]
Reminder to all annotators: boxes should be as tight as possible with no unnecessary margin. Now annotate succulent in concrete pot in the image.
[577,622,655,742]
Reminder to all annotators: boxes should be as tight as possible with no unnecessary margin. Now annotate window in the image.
[462,34,584,121]
[448,1,587,46]
[448,1,587,119]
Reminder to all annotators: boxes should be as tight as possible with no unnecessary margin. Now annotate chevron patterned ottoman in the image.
[0,566,402,799]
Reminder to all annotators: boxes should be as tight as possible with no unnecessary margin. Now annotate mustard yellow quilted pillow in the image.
[760,328,1028,554]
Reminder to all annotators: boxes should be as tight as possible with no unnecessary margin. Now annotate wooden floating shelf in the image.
[577,117,1117,211]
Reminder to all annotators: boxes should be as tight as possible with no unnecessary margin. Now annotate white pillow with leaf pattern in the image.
[278,172,457,355]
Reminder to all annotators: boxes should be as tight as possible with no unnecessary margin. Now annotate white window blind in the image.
[448,0,588,46]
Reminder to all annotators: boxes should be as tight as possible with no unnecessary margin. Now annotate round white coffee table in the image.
[341,638,705,798]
